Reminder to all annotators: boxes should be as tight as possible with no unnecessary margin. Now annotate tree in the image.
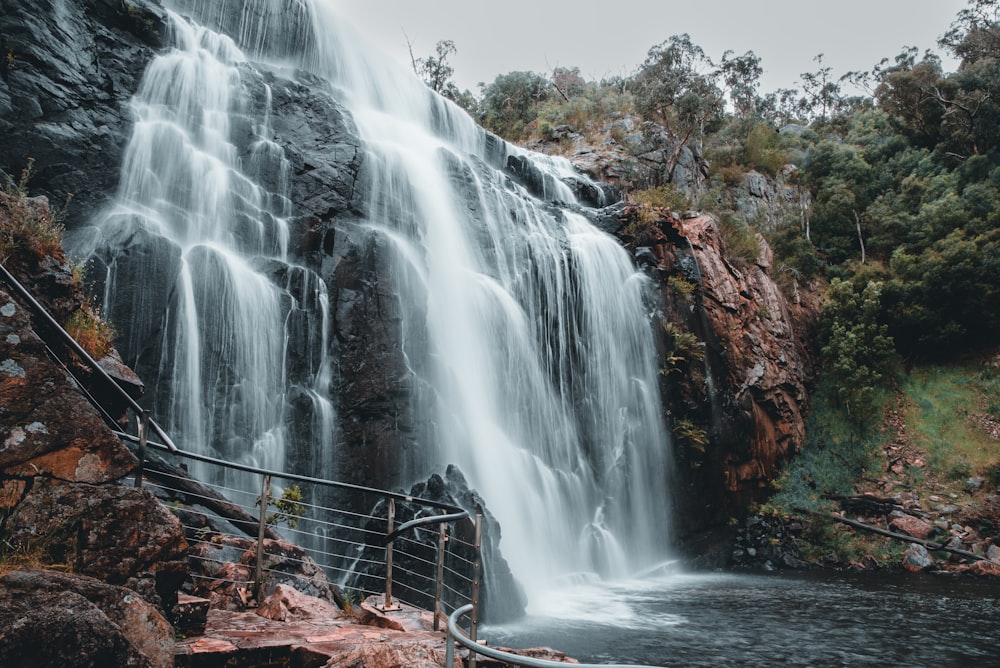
[720,50,764,118]
[478,71,552,139]
[820,279,897,426]
[551,66,587,101]
[802,140,876,264]
[759,88,803,126]
[940,0,1000,64]
[409,39,476,112]
[874,48,946,147]
[798,54,844,121]
[630,34,724,179]
[631,34,722,131]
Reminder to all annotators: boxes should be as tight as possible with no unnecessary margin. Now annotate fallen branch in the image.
[822,493,929,519]
[793,507,989,562]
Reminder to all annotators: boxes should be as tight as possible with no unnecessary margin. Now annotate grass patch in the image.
[901,359,1000,481]
[767,378,890,514]
[65,306,117,360]
[0,158,70,262]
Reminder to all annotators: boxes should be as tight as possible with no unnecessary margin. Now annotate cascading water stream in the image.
[75,0,673,609]
[304,1,673,595]
[76,3,334,492]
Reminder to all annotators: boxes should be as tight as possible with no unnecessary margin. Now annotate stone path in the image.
[174,593,459,668]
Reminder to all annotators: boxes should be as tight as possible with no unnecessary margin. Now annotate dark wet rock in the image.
[4,477,188,612]
[731,513,808,571]
[0,0,167,224]
[351,465,527,623]
[0,569,174,668]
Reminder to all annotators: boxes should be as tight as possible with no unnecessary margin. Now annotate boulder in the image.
[889,513,936,540]
[256,584,341,622]
[902,544,935,572]
[187,535,343,611]
[0,569,174,668]
[4,477,188,611]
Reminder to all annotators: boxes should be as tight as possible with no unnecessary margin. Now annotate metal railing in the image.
[132,436,479,627]
[447,605,666,668]
[0,261,178,455]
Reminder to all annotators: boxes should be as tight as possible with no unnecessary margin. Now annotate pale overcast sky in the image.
[335,0,968,95]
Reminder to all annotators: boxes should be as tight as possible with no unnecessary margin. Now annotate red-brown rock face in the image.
[612,207,820,537]
[1,195,189,616]
[681,214,818,499]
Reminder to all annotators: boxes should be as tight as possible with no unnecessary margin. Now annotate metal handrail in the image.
[446,604,666,668]
[0,261,177,451]
[117,431,470,516]
[385,511,471,544]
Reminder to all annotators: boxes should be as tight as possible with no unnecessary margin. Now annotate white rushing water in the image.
[80,0,672,602]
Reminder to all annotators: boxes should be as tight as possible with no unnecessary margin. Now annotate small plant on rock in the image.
[0,158,68,261]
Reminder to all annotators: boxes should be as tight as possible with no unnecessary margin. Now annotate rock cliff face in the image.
[600,205,819,539]
[0,0,168,223]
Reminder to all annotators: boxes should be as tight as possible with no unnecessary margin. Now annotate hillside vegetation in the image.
[416,0,1000,565]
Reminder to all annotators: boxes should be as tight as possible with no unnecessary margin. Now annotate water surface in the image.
[484,570,1000,667]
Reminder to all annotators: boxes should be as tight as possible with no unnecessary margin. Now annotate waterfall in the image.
[79,3,334,489]
[78,0,672,603]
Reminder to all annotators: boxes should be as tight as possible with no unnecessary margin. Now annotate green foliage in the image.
[670,417,708,465]
[884,227,1000,356]
[259,484,306,530]
[660,321,705,373]
[743,123,787,176]
[766,224,821,283]
[716,211,760,267]
[667,275,697,303]
[478,71,552,140]
[819,279,898,426]
[768,379,888,514]
[901,360,1000,479]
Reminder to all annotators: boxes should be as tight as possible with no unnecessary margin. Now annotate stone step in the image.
[173,594,210,637]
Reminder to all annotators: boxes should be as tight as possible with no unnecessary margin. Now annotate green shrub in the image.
[631,184,690,210]
[716,212,760,267]
[65,307,116,360]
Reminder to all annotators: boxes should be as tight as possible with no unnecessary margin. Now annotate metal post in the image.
[253,474,271,603]
[470,511,483,668]
[433,515,448,631]
[381,497,400,611]
[132,410,149,488]
[445,627,456,667]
